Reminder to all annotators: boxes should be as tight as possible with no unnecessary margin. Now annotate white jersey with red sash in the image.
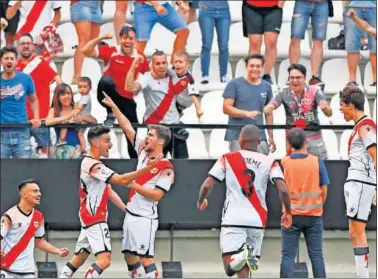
[347,116,377,185]
[137,72,191,124]
[127,136,174,219]
[1,206,44,274]
[79,156,116,228]
[209,150,284,228]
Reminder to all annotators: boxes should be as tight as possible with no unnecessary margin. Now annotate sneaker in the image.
[309,75,325,91]
[55,141,67,147]
[370,81,377,87]
[200,76,209,84]
[221,75,232,83]
[262,74,273,84]
[244,237,259,271]
[104,113,115,128]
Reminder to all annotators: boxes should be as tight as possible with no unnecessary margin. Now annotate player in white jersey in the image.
[1,179,69,278]
[59,126,162,279]
[339,86,376,278]
[197,125,292,278]
[102,92,174,278]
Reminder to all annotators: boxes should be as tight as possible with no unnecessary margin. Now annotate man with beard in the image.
[16,32,62,158]
[82,26,150,159]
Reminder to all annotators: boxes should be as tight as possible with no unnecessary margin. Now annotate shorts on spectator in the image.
[1,129,32,159]
[134,2,187,41]
[307,136,328,160]
[30,127,51,148]
[242,3,282,36]
[70,1,103,24]
[0,2,19,34]
[343,7,376,53]
[291,0,328,41]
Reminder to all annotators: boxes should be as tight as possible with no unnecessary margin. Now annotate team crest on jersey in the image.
[151,168,158,174]
[34,221,39,228]
[180,80,187,87]
[303,98,312,105]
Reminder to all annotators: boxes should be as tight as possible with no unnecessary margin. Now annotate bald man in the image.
[1,179,69,278]
[197,124,292,278]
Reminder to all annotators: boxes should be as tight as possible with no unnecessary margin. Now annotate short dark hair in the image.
[152,50,166,58]
[148,124,171,148]
[18,179,38,193]
[88,125,111,143]
[0,46,18,59]
[339,86,365,111]
[287,128,306,150]
[119,25,136,37]
[244,54,265,67]
[78,76,92,88]
[18,33,34,43]
[288,63,307,77]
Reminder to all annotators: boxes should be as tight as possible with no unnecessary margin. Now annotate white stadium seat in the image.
[278,23,311,58]
[90,92,107,124]
[339,130,352,160]
[186,129,209,159]
[364,62,376,95]
[228,0,243,22]
[209,129,229,159]
[328,1,344,24]
[269,129,287,160]
[181,104,200,124]
[200,91,228,124]
[99,22,118,46]
[145,24,176,56]
[186,22,219,56]
[317,108,331,125]
[282,0,295,22]
[135,92,146,124]
[278,58,311,88]
[235,59,277,85]
[56,22,77,58]
[229,22,249,56]
[192,57,233,91]
[59,1,71,23]
[273,104,287,125]
[322,130,340,160]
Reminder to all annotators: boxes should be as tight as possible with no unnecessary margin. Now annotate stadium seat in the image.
[145,24,176,56]
[186,22,219,56]
[49,61,58,94]
[229,22,249,56]
[339,130,352,160]
[328,1,344,24]
[322,130,340,160]
[278,23,311,58]
[208,129,229,159]
[135,92,146,124]
[99,22,117,46]
[229,0,243,22]
[317,107,331,125]
[235,59,277,85]
[282,0,295,22]
[364,62,376,95]
[192,57,233,91]
[329,93,370,125]
[181,104,200,124]
[269,129,287,160]
[90,92,107,124]
[273,104,287,125]
[186,129,209,159]
[374,99,377,122]
[59,1,71,23]
[322,59,363,95]
[277,58,311,88]
[120,137,130,159]
[200,91,228,124]
[323,24,347,58]
[56,22,77,58]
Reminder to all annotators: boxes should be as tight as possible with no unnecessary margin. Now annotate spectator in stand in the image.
[46,83,97,159]
[264,63,332,159]
[347,9,377,39]
[198,0,231,84]
[0,46,40,159]
[133,1,190,59]
[0,0,20,46]
[344,1,376,87]
[82,26,150,159]
[289,0,329,89]
[70,0,102,84]
[114,1,129,44]
[16,33,62,158]
[223,54,276,155]
[242,0,285,84]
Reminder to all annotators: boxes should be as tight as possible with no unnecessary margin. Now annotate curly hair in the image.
[339,86,365,111]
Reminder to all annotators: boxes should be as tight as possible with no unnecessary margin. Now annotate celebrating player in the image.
[102,92,174,278]
[59,125,162,278]
[1,179,69,278]
[197,125,292,278]
[339,86,376,278]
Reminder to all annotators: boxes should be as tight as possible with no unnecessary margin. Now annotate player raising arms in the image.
[197,125,292,278]
[102,92,174,278]
[59,125,162,278]
[1,179,69,278]
[339,86,376,278]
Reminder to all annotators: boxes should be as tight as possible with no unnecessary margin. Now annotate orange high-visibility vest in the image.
[281,154,323,216]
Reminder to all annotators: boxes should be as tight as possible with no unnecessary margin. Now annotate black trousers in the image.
[97,75,138,159]
[163,129,189,159]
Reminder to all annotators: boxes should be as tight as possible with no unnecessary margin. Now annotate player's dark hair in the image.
[119,25,136,37]
[18,179,38,193]
[18,33,34,43]
[339,86,365,111]
[88,125,111,143]
[148,124,171,148]
[0,46,18,59]
[78,76,92,88]
[244,54,264,67]
[287,128,306,150]
[152,50,166,58]
[288,63,307,77]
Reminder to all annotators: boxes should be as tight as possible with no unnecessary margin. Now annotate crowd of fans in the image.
[0,0,376,160]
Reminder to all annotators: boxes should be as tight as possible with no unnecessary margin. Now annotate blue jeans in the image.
[344,7,377,52]
[1,129,32,159]
[291,0,328,41]
[280,216,326,278]
[70,0,103,24]
[198,5,230,78]
[30,127,51,148]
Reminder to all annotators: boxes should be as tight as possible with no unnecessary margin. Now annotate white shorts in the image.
[0,270,34,278]
[122,213,158,258]
[75,223,111,256]
[344,181,375,222]
[220,227,264,257]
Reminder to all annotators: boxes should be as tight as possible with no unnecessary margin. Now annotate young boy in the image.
[57,77,92,154]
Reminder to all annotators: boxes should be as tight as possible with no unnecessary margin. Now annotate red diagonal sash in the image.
[1,210,43,270]
[143,77,190,124]
[128,160,173,202]
[224,151,267,227]
[348,118,376,154]
[79,183,109,226]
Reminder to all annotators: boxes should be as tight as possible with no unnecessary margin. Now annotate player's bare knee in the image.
[96,253,111,270]
[71,252,89,267]
[124,252,139,265]
[140,257,154,267]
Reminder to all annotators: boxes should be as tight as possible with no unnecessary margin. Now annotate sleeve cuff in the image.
[35,234,45,239]
[366,143,377,150]
[155,185,168,193]
[208,174,223,183]
[105,172,116,184]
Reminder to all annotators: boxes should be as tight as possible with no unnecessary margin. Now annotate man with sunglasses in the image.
[264,63,332,159]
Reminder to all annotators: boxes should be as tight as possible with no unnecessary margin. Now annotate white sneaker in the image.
[221,75,232,83]
[201,76,209,84]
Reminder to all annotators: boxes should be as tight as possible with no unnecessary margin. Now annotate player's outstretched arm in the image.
[109,187,126,212]
[197,177,216,212]
[102,92,136,145]
[275,179,292,228]
[128,181,166,201]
